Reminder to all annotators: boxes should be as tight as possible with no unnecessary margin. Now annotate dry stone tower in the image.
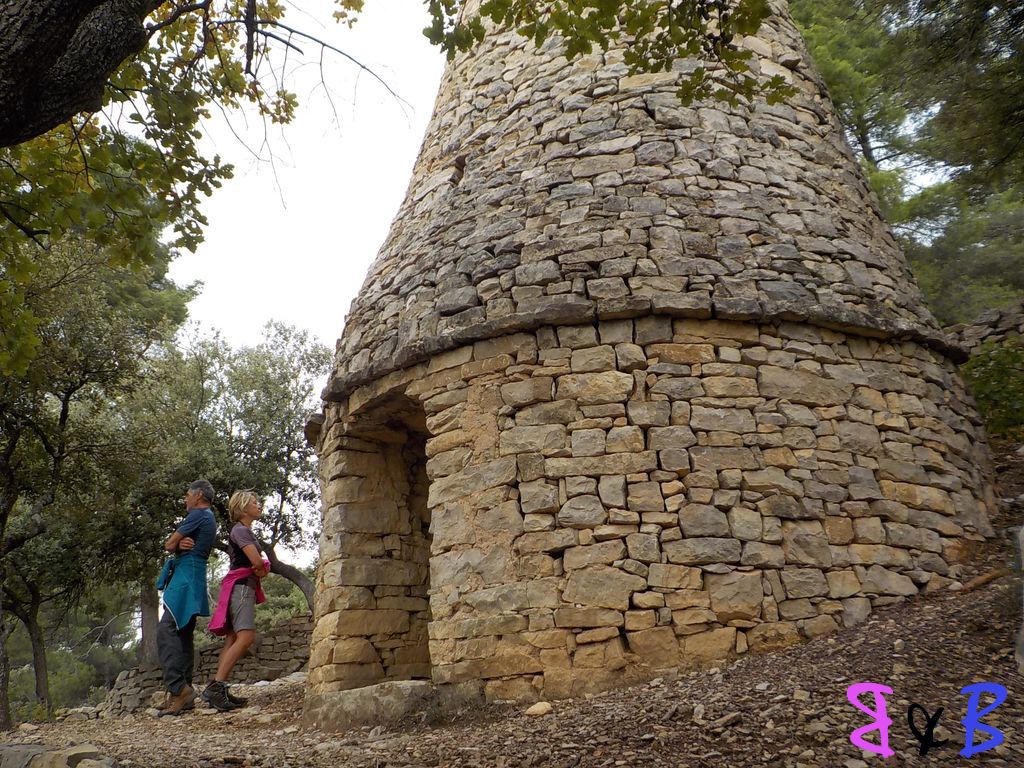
[304,0,996,723]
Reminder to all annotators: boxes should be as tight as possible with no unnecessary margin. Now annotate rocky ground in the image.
[7,442,1024,768]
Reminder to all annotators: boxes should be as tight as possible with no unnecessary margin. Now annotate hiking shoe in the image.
[202,680,235,712]
[224,685,248,708]
[158,684,195,717]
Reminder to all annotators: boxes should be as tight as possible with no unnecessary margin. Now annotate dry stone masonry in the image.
[305,0,996,724]
[946,299,1024,354]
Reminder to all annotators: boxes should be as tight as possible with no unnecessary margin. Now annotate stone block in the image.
[648,563,702,590]
[607,426,645,453]
[758,366,853,406]
[570,346,617,372]
[554,608,624,628]
[546,452,659,478]
[780,569,828,598]
[557,495,607,528]
[746,622,801,653]
[679,504,730,537]
[648,426,698,451]
[626,533,660,563]
[683,627,736,664]
[556,371,635,404]
[564,540,627,570]
[628,481,665,512]
[741,542,785,568]
[690,406,756,433]
[707,572,763,621]
[627,627,681,665]
[563,566,647,610]
[598,475,627,507]
[520,480,559,515]
[728,507,762,540]
[627,401,671,427]
[428,458,518,506]
[689,447,759,471]
[500,425,566,455]
[663,537,741,565]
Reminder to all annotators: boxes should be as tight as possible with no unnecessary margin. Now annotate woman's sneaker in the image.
[201,681,235,712]
[224,685,248,708]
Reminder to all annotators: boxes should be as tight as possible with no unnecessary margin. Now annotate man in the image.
[155,478,218,716]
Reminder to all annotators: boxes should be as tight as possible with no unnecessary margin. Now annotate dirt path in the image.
[8,442,1024,768]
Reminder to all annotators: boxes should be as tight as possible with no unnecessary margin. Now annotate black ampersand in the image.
[907,703,948,756]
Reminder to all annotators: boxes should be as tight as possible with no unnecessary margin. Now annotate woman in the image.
[203,490,269,712]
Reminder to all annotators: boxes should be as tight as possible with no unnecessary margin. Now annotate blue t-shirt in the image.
[176,507,217,560]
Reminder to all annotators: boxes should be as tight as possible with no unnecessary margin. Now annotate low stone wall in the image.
[946,300,1024,354]
[195,613,312,683]
[0,744,113,768]
[100,613,311,717]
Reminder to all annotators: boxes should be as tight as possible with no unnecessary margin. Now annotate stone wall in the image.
[101,614,311,716]
[946,300,1024,354]
[309,319,994,704]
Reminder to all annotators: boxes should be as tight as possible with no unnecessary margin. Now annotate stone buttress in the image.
[303,0,996,724]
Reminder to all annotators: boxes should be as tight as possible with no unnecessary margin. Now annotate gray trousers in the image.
[157,608,196,695]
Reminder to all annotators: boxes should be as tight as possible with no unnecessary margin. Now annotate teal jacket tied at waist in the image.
[156,553,210,630]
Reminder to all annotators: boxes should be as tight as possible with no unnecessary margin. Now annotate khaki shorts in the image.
[227,582,256,633]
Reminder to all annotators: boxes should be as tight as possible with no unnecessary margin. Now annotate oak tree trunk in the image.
[139,580,160,669]
[0,1,168,147]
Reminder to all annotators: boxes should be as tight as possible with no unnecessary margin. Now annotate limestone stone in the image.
[857,564,918,596]
[626,533,661,563]
[707,572,763,621]
[627,627,681,665]
[648,426,698,450]
[801,614,839,638]
[607,426,645,453]
[780,569,829,599]
[741,542,785,568]
[556,372,635,404]
[563,540,627,570]
[758,366,853,406]
[826,570,861,598]
[628,481,665,512]
[563,566,647,610]
[598,475,627,507]
[690,406,756,433]
[554,608,624,628]
[746,622,801,653]
[557,495,607,528]
[501,378,554,407]
[683,628,736,664]
[648,563,702,590]
[727,507,762,540]
[679,504,730,537]
[663,537,742,565]
[627,401,671,427]
[520,480,559,515]
[500,425,566,455]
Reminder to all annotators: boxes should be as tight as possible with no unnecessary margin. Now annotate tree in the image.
[222,323,331,608]
[0,239,189,729]
[790,0,1024,324]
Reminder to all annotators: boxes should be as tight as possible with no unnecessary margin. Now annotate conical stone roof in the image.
[325,0,955,400]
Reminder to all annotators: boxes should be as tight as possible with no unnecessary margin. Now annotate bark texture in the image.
[0,1,165,147]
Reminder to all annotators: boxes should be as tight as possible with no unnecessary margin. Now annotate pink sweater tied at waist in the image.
[208,562,269,636]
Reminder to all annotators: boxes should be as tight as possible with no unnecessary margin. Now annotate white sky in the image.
[168,0,446,354]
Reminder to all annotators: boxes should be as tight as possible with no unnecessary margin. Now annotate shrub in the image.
[962,336,1024,437]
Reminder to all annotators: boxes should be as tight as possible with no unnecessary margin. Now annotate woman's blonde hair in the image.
[228,490,259,523]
